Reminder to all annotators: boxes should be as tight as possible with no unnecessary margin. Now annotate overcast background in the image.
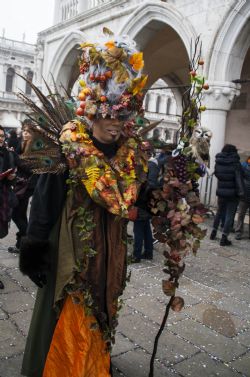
[0,0,55,44]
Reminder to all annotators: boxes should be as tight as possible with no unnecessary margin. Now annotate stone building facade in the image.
[2,0,250,203]
[34,0,250,204]
[36,0,250,165]
[0,37,36,130]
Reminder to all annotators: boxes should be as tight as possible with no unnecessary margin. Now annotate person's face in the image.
[0,130,5,147]
[92,118,123,144]
[22,126,32,141]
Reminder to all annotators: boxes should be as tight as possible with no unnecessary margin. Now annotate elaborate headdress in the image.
[75,28,147,121]
[15,28,151,173]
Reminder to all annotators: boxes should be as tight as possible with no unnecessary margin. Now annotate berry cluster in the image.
[89,71,112,82]
[173,155,189,183]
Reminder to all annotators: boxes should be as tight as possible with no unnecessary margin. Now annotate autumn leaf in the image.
[129,75,148,95]
[192,214,204,224]
[129,52,144,71]
[192,239,200,254]
[105,40,115,50]
[115,65,130,83]
[80,42,96,49]
[170,296,185,312]
[157,200,167,212]
[154,232,168,243]
[89,47,101,64]
[167,209,175,219]
[162,280,177,296]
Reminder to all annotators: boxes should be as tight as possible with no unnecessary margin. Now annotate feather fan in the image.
[16,73,76,174]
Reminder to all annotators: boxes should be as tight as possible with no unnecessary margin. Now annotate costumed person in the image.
[0,125,17,239]
[18,29,150,377]
[8,120,38,254]
[210,144,245,246]
[235,155,250,240]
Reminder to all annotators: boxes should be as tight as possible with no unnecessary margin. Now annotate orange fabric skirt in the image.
[43,295,111,377]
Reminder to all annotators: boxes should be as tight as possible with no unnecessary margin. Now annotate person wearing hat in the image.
[19,31,149,377]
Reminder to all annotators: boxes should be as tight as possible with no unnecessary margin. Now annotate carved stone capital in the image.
[202,81,241,111]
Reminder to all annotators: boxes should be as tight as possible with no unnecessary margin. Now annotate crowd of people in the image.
[0,120,37,289]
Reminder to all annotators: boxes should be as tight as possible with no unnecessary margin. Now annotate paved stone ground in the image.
[0,220,250,377]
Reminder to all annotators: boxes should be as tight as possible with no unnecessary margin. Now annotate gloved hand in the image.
[19,236,50,288]
[29,272,47,288]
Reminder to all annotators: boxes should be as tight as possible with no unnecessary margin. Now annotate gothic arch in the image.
[208,0,250,81]
[119,1,197,56]
[48,30,88,89]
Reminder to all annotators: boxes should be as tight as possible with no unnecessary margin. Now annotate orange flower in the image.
[129,52,144,71]
[71,132,77,142]
[105,40,115,49]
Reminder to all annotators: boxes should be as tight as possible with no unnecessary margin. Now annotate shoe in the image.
[141,254,153,260]
[0,280,4,289]
[210,230,217,240]
[220,235,232,246]
[131,257,141,263]
[8,246,20,254]
[235,234,242,240]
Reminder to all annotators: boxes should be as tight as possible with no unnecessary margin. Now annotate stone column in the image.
[147,92,157,113]
[200,81,240,205]
[201,81,240,171]
[34,40,44,90]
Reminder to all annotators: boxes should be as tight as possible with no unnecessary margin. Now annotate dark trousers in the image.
[133,219,153,259]
[235,201,250,236]
[11,192,31,248]
[213,197,239,236]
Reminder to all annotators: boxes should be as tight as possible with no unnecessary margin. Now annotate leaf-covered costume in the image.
[20,119,148,377]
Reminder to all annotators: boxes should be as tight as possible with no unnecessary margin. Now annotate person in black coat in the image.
[0,125,18,289]
[210,144,245,246]
[8,120,38,253]
[235,156,250,240]
[0,125,17,238]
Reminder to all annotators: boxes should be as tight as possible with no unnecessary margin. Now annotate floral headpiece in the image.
[75,28,148,121]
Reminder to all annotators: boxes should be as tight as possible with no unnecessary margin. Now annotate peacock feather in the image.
[16,73,76,173]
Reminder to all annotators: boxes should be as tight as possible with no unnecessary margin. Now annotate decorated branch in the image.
[148,36,212,377]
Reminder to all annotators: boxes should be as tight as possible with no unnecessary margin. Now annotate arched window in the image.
[166,97,171,114]
[6,67,15,92]
[25,71,33,95]
[153,128,161,140]
[164,128,170,141]
[144,93,150,111]
[156,95,161,113]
